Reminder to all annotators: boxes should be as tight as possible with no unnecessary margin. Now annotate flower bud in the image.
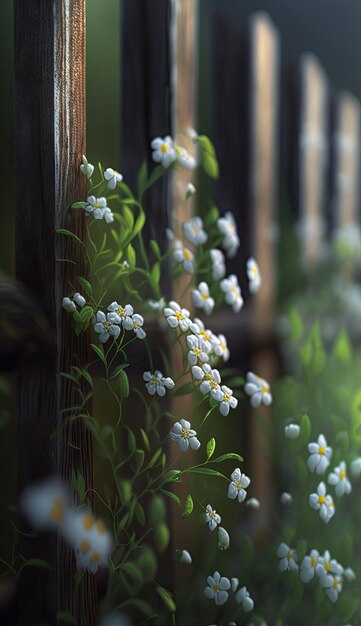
[280,492,292,506]
[80,155,94,180]
[351,457,361,477]
[245,497,260,509]
[284,423,300,439]
[178,549,192,564]
[218,526,230,551]
[73,292,86,308]
[62,297,76,313]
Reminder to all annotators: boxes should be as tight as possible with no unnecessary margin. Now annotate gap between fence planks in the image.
[14,1,96,624]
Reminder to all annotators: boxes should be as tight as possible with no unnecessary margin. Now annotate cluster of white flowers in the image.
[278,543,355,604]
[220,275,244,313]
[93,302,146,343]
[210,248,226,280]
[143,370,175,397]
[244,372,272,407]
[20,478,112,574]
[84,196,114,223]
[151,136,196,169]
[204,571,254,611]
[217,212,240,258]
[62,291,86,313]
[183,217,208,246]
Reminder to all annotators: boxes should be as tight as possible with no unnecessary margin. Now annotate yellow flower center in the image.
[201,293,208,300]
[50,498,64,523]
[80,540,90,553]
[183,250,191,260]
[200,329,210,341]
[210,380,218,389]
[318,446,325,455]
[252,267,258,275]
[340,470,346,479]
[104,321,110,330]
[223,393,231,402]
[327,500,333,509]
[221,343,226,349]
[261,384,269,393]
[117,306,125,316]
[213,583,220,592]
[94,203,101,209]
[133,322,139,329]
[152,375,158,384]
[333,578,340,589]
[318,495,325,504]
[311,556,318,567]
[236,480,242,490]
[82,514,94,530]
[210,510,217,518]
[175,311,183,320]
[90,552,101,563]
[194,347,201,356]
[181,428,189,439]
[95,520,106,534]
[287,551,292,560]
[161,143,168,153]
[325,561,330,572]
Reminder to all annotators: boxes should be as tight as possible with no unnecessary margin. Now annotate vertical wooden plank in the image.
[248,12,280,534]
[332,92,361,229]
[14,1,96,624]
[298,53,329,264]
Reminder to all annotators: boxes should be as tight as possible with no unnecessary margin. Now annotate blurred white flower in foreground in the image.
[151,136,176,167]
[307,434,332,474]
[220,275,244,313]
[320,573,342,603]
[170,419,200,452]
[210,248,226,281]
[280,492,292,507]
[205,505,221,530]
[177,147,197,170]
[213,334,230,362]
[351,457,361,477]
[247,257,262,294]
[245,498,260,510]
[235,586,254,612]
[217,212,240,258]
[204,571,230,605]
[328,461,352,497]
[163,301,190,331]
[183,217,207,245]
[228,468,250,502]
[173,246,194,273]
[104,167,123,190]
[143,370,175,397]
[186,182,196,198]
[277,543,298,572]
[309,482,335,523]
[147,297,166,311]
[284,423,300,439]
[244,372,272,407]
[20,478,70,530]
[192,282,215,315]
[63,510,112,574]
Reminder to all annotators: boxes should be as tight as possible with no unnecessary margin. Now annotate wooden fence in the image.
[8,0,361,624]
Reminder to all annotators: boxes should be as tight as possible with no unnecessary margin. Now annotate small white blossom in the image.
[62,297,76,313]
[192,363,221,395]
[213,334,230,362]
[93,311,121,343]
[151,136,176,167]
[186,182,196,198]
[217,212,240,258]
[192,282,215,315]
[300,549,321,583]
[284,423,300,439]
[104,167,123,190]
[80,155,94,179]
[186,334,211,366]
[307,434,332,474]
[63,511,112,574]
[277,543,299,572]
[20,478,70,530]
[210,248,226,281]
[309,482,335,523]
[143,370,174,397]
[247,257,262,294]
[178,549,192,564]
[173,246,194,273]
[164,301,190,331]
[231,578,239,592]
[321,574,342,603]
[73,292,86,308]
[245,498,260,509]
[328,461,352,497]
[189,318,219,347]
[235,586,254,613]
[344,567,356,581]
[218,526,230,551]
[228,468,250,502]
[204,571,230,606]
[244,372,272,407]
[316,550,343,577]
[107,302,134,326]
[280,492,292,507]
[147,297,166,311]
[351,457,361,477]
[183,217,207,245]
[170,418,200,452]
[205,505,221,530]
[220,274,244,312]
[123,313,146,339]
[177,147,197,170]
[84,196,112,221]
[216,385,238,416]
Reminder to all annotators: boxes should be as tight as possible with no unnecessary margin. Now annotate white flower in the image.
[213,334,230,362]
[204,571,230,606]
[247,257,262,294]
[186,182,196,198]
[231,577,239,592]
[62,297,76,313]
[177,147,197,169]
[164,301,190,331]
[205,505,221,530]
[178,549,192,564]
[186,334,211,366]
[300,549,321,583]
[104,167,123,190]
[344,567,356,581]
[63,511,112,574]
[143,370,174,397]
[244,372,272,407]
[187,127,198,141]
[20,478,70,530]
[245,498,260,509]
[151,136,176,167]
[210,249,226,281]
[280,492,292,506]
[218,526,230,551]
[191,363,221,395]
[102,208,114,224]
[189,318,218,347]
[107,302,134,326]
[307,434,332,474]
[147,297,166,311]
[84,196,110,220]
[170,419,200,452]
[309,482,334,523]
[328,461,352,496]
[93,311,121,343]
[277,543,299,572]
[351,457,361,477]
[284,423,300,439]
[220,275,244,312]
[217,212,240,258]
[228,468,250,502]
[183,217,207,245]
[173,246,194,273]
[73,292,86,308]
[192,282,215,315]
[216,385,238,416]
[123,313,146,339]
[316,550,343,577]
[235,586,254,612]
[80,155,94,179]
[321,574,342,603]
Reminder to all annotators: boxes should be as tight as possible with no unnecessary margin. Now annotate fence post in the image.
[14,1,96,624]
[331,92,361,229]
[298,53,329,264]
[248,12,280,534]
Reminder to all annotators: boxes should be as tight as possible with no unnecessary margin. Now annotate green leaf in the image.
[134,449,145,471]
[332,328,352,364]
[154,523,170,553]
[135,502,146,526]
[296,414,311,450]
[140,428,150,452]
[288,307,303,342]
[56,611,77,625]
[78,276,93,296]
[156,585,176,612]
[187,467,224,477]
[150,262,161,284]
[160,489,181,506]
[121,560,143,585]
[211,452,244,463]
[206,438,216,460]
[204,204,219,227]
[197,135,219,179]
[132,209,146,238]
[127,428,136,453]
[56,228,85,246]
[181,494,193,519]
[70,201,88,209]
[126,243,136,269]
[90,343,106,365]
[117,368,130,398]
[173,381,195,397]
[147,448,162,468]
[150,239,161,260]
